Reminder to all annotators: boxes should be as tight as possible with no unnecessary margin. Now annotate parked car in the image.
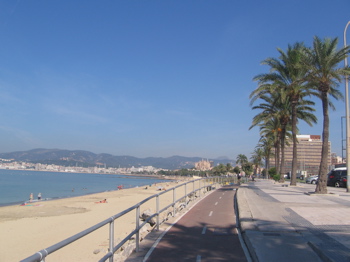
[306,175,318,184]
[327,167,347,188]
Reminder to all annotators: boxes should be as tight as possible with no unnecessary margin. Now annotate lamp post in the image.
[344,21,350,192]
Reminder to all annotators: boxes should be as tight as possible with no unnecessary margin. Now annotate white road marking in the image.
[219,197,222,199]
[202,226,207,234]
[209,211,213,216]
[142,189,216,262]
[215,202,218,205]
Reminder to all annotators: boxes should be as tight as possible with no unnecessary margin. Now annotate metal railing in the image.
[21,176,237,262]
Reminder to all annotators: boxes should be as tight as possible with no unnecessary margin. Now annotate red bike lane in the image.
[144,186,248,262]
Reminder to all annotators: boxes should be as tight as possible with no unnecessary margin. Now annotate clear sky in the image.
[0,1,349,159]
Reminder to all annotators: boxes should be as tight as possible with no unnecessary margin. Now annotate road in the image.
[144,186,248,262]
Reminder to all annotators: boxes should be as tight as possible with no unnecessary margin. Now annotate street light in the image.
[344,21,350,192]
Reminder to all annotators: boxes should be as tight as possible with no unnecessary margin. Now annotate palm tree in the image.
[251,43,317,185]
[250,91,293,181]
[256,117,282,175]
[303,36,350,194]
[257,136,274,177]
[251,147,264,176]
[236,154,248,169]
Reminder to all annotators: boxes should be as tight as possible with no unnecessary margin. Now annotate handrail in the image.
[21,176,237,262]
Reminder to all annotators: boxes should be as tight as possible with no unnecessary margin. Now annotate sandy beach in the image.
[1,178,193,262]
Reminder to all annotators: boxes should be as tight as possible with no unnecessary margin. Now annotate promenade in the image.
[237,179,350,262]
[128,179,350,262]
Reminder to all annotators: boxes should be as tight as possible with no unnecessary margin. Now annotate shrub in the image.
[268,167,276,177]
[272,174,280,181]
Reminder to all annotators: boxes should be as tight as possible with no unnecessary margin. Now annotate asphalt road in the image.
[145,186,248,262]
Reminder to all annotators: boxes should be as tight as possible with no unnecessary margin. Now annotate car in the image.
[306,175,318,184]
[327,167,348,188]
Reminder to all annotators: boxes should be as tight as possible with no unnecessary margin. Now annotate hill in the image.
[0,148,234,170]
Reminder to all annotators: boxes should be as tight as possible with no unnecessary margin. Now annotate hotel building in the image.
[271,135,331,176]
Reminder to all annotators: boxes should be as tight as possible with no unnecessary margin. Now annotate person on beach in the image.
[95,199,107,203]
[29,193,33,202]
[37,193,42,200]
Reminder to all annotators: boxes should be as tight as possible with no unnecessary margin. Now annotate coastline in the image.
[1,177,192,261]
[0,176,173,208]
[0,170,172,207]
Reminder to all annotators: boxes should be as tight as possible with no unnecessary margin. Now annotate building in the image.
[194,159,213,171]
[331,153,343,166]
[271,135,331,176]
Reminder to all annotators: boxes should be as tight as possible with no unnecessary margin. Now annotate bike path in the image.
[142,186,248,262]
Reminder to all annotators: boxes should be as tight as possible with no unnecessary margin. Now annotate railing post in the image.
[136,205,140,252]
[156,194,160,231]
[173,187,176,216]
[193,180,195,196]
[184,183,187,208]
[109,219,114,262]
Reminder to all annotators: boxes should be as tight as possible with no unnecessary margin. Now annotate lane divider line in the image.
[142,187,218,262]
[209,211,213,216]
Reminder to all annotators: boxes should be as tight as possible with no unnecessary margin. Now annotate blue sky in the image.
[0,1,349,159]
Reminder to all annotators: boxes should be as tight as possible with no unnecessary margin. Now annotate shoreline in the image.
[0,175,175,208]
[0,178,192,261]
[0,169,174,207]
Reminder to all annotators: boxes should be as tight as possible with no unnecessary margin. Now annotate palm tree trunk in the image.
[266,151,270,178]
[279,127,286,182]
[315,91,329,194]
[275,139,281,175]
[291,103,298,186]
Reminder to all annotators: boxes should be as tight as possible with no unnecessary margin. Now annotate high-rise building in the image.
[270,135,331,176]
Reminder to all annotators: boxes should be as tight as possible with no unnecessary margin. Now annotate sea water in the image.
[0,169,169,206]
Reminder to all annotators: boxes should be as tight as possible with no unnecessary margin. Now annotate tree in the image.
[226,163,233,174]
[251,147,264,176]
[257,136,273,177]
[303,36,350,194]
[236,154,248,167]
[257,117,281,175]
[212,163,229,176]
[250,92,290,180]
[251,43,317,185]
[242,162,253,177]
[233,166,240,175]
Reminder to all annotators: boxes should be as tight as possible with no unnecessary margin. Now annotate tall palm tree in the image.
[251,89,301,183]
[251,147,264,176]
[303,36,350,194]
[255,116,282,175]
[251,43,317,185]
[257,136,274,175]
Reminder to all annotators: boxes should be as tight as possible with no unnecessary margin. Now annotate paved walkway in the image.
[127,179,350,262]
[237,179,350,262]
[126,185,247,262]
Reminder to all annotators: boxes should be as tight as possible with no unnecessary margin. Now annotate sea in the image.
[0,169,170,206]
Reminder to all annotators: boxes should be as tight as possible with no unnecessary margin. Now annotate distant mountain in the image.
[0,148,234,170]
